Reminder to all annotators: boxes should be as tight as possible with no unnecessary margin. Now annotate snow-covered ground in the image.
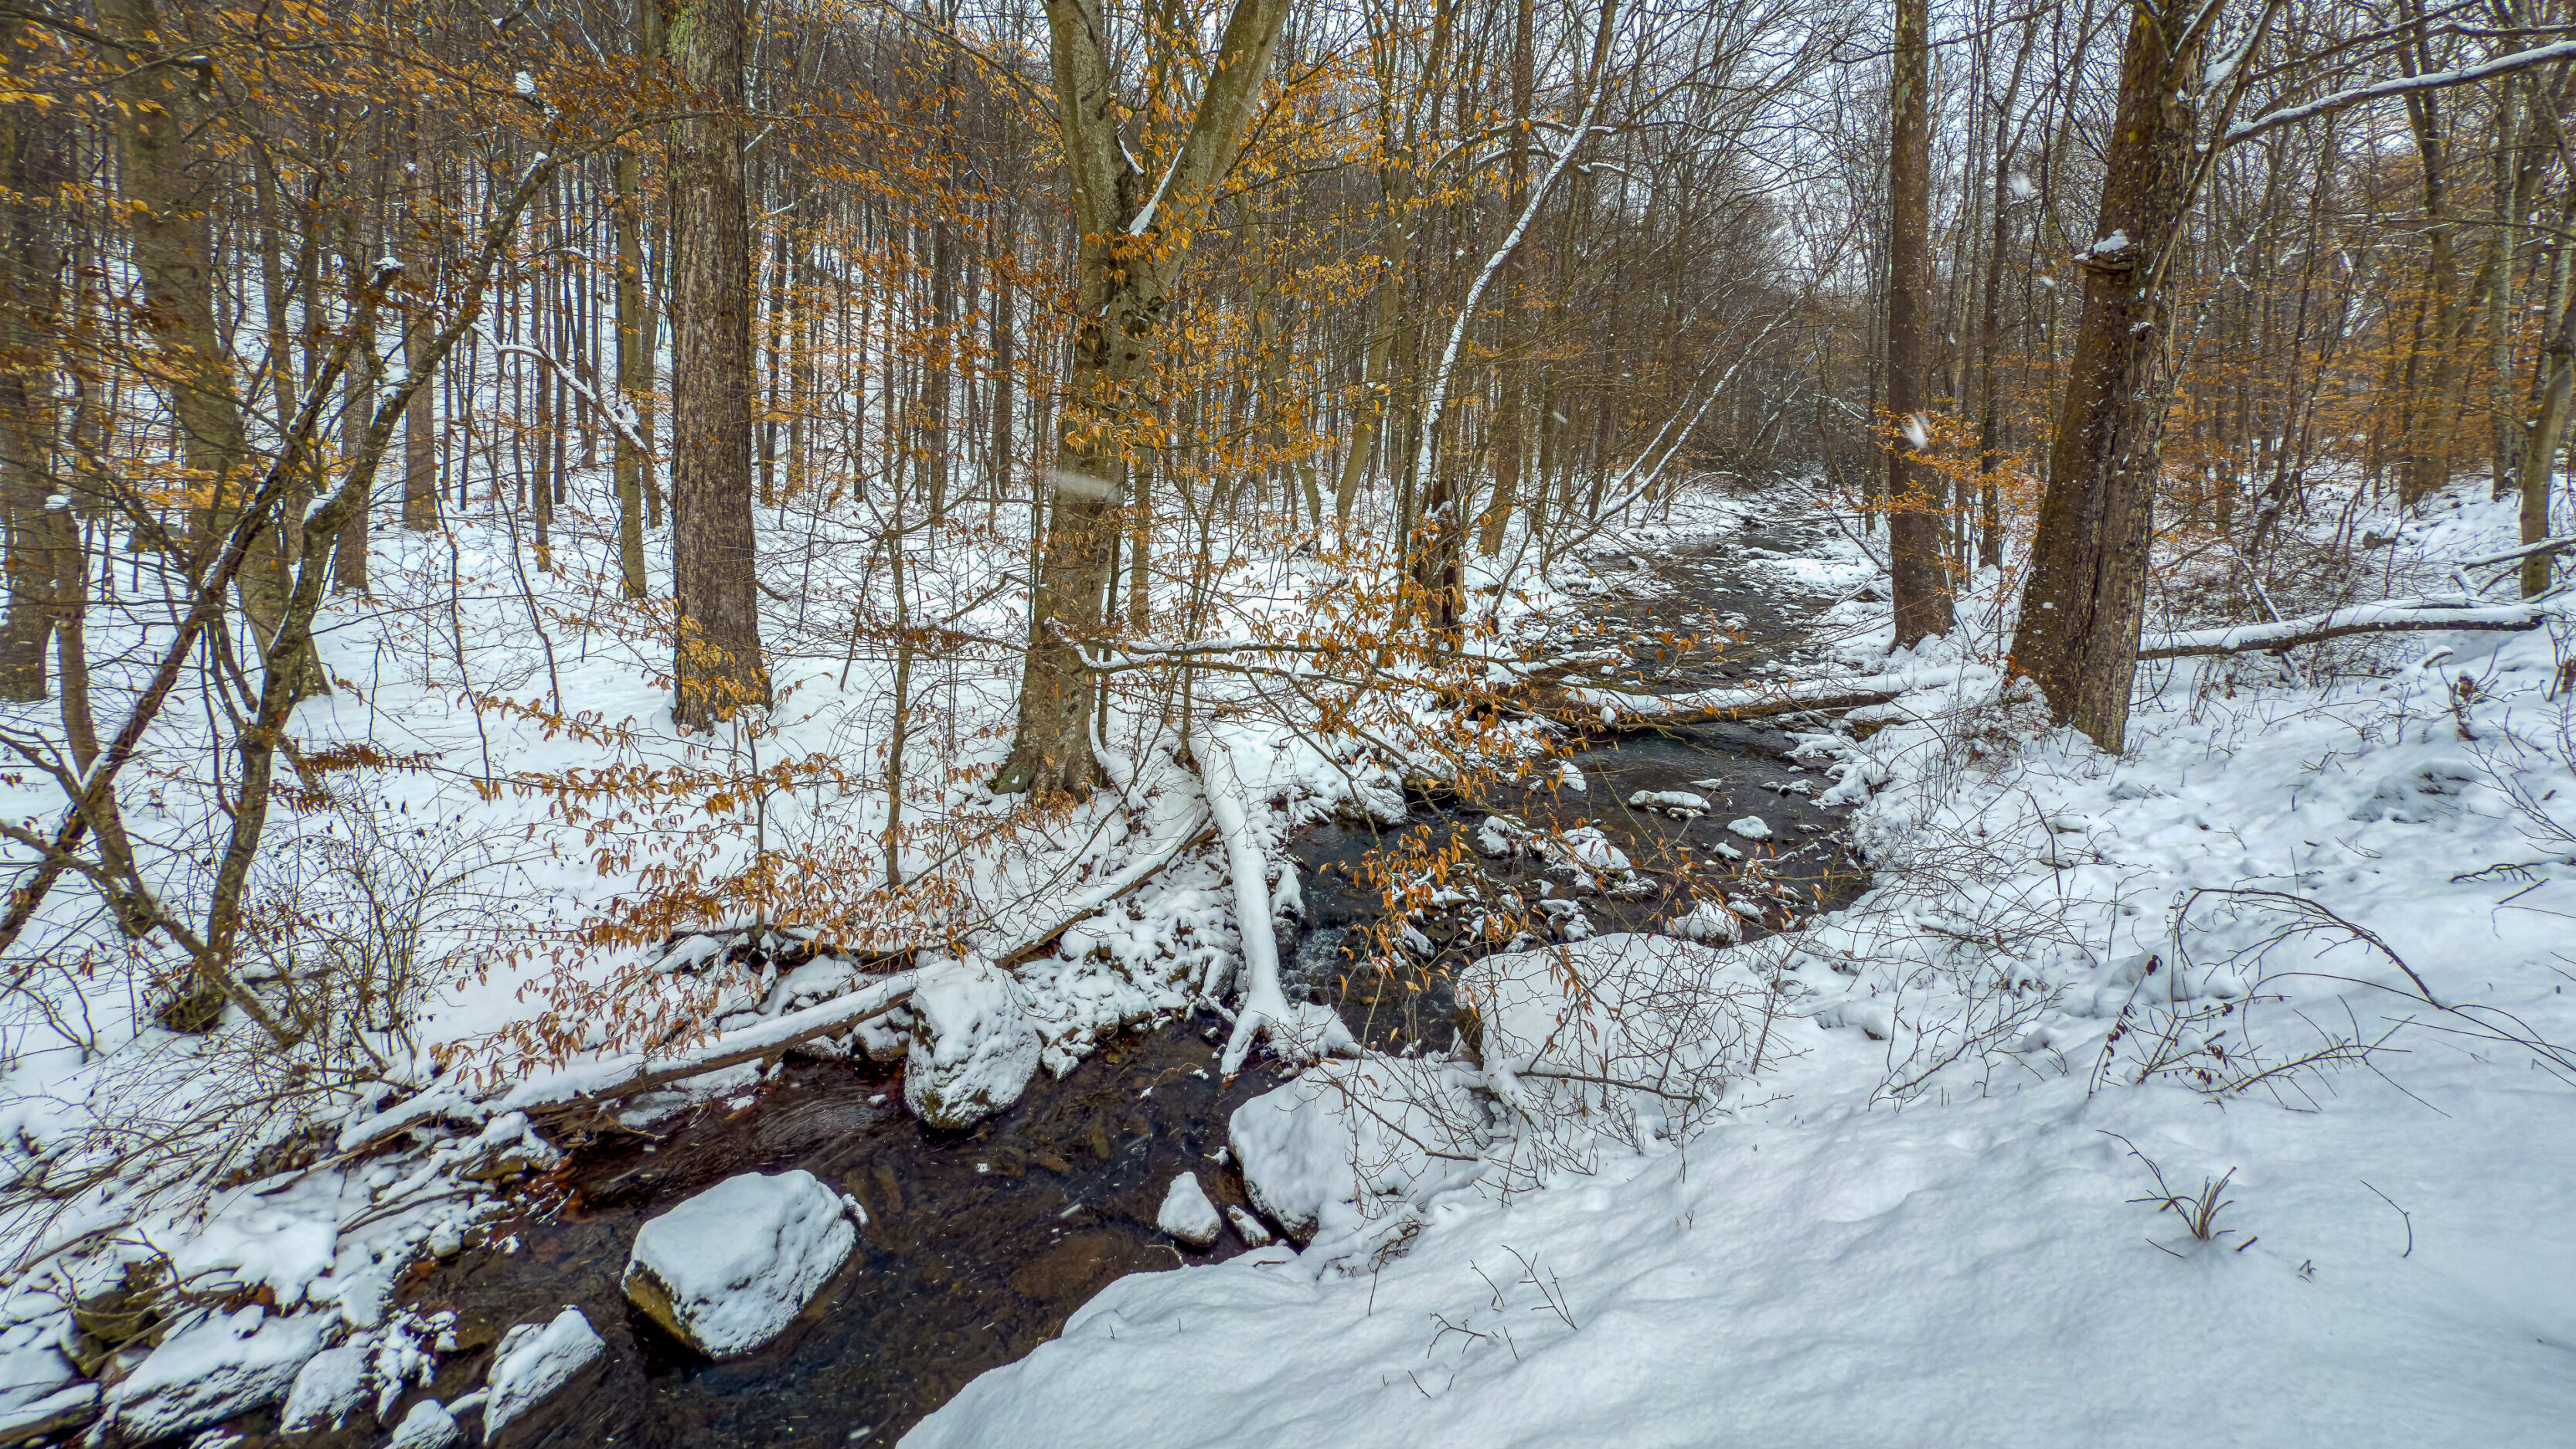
[907,485,2576,1448]
[0,468,1765,1440]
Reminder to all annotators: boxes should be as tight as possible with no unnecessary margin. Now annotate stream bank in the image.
[236,504,1869,1449]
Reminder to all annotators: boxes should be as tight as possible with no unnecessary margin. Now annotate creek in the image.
[262,506,1865,1449]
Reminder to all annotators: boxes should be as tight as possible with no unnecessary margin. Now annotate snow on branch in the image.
[2138,597,2564,658]
[1202,733,1353,1078]
[2458,535,2576,572]
[2224,39,2576,147]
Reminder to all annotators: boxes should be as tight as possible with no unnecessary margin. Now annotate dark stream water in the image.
[232,505,1863,1449]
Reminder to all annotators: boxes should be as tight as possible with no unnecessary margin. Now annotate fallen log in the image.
[339,808,1222,1149]
[2139,597,2563,659]
[1537,665,1975,728]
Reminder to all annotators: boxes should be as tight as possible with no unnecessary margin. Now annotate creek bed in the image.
[259,508,1866,1449]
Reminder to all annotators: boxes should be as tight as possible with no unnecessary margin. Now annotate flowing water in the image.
[250,506,1863,1449]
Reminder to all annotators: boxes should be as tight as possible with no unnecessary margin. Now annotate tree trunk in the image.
[665,0,769,730]
[2006,0,2205,752]
[614,144,653,597]
[2399,63,2469,511]
[400,121,439,536]
[95,0,318,696]
[0,105,72,702]
[1885,0,1952,646]
[2516,186,2576,599]
[1975,19,2036,572]
[993,0,1292,796]
[1476,0,1537,559]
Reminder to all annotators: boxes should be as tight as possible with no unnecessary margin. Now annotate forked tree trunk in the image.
[2006,0,2205,752]
[665,0,769,730]
[992,0,1291,796]
[1884,0,1952,647]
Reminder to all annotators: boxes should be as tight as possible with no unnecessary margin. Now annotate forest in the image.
[0,0,2569,1443]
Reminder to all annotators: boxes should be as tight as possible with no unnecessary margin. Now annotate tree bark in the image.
[665,0,769,730]
[614,142,653,598]
[2006,0,2206,752]
[1885,0,1952,646]
[0,105,73,702]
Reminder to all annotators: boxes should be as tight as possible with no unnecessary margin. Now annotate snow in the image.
[1624,788,1708,818]
[1155,1175,1222,1248]
[1668,900,1741,944]
[1227,1060,1488,1245]
[623,1170,856,1357]
[1724,815,1771,839]
[278,1342,369,1433]
[906,484,2576,1449]
[903,960,1041,1131]
[387,1396,461,1448]
[0,1341,93,1440]
[104,1307,333,1443]
[481,1307,605,1444]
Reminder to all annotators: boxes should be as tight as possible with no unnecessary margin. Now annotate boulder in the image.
[903,960,1040,1130]
[1155,1175,1222,1248]
[623,1171,856,1358]
[106,1306,332,1444]
[482,1308,606,1447]
[386,1397,460,1449]
[1227,1059,1486,1243]
[278,1342,370,1434]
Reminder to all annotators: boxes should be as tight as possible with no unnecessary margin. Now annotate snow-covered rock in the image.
[482,1307,607,1446]
[1155,1175,1222,1247]
[623,1171,856,1358]
[1224,1206,1274,1247]
[1627,789,1710,818]
[107,1307,332,1443]
[279,1342,371,1434]
[386,1397,460,1448]
[904,959,1041,1130]
[1725,815,1771,839]
[1669,900,1741,944]
[1228,1059,1488,1242]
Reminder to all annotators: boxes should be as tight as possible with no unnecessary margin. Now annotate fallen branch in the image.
[982,806,1217,966]
[2459,536,2576,571]
[1199,732,1353,1078]
[1543,665,1975,727]
[2139,597,2563,659]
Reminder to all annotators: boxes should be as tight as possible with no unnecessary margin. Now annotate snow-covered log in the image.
[1554,665,1972,726]
[2138,597,2563,658]
[1200,734,1353,1077]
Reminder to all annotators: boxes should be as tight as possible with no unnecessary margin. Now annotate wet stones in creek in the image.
[905,960,1042,1131]
[622,1170,859,1358]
